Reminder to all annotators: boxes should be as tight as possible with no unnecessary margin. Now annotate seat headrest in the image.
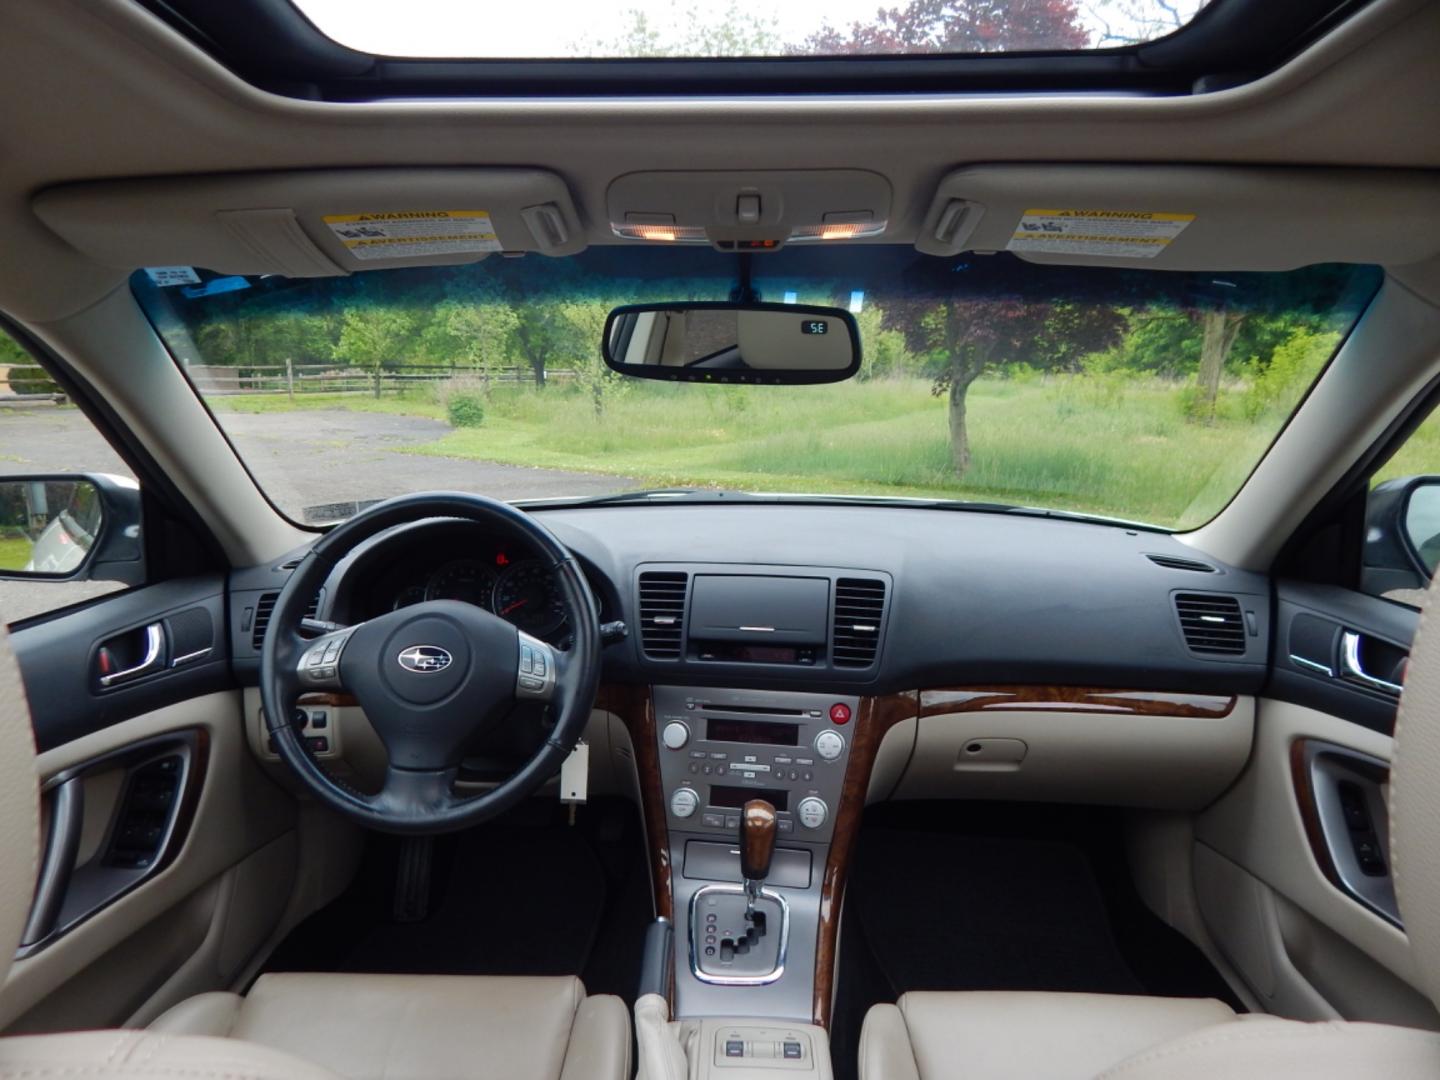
[0,620,39,984]
[1390,582,1440,1008]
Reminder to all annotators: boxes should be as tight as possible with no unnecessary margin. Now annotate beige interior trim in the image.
[1195,699,1420,1002]
[886,697,1254,810]
[0,691,296,1030]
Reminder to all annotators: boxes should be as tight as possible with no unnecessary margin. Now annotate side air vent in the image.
[833,578,887,668]
[1146,553,1217,573]
[251,590,319,650]
[1175,593,1246,656]
[638,571,689,659]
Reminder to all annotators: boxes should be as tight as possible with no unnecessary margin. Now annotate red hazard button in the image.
[829,703,852,725]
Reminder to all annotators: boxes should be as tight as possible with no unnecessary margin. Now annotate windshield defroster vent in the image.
[638,572,689,659]
[833,578,886,668]
[1146,553,1217,573]
[251,591,319,651]
[1175,593,1246,656]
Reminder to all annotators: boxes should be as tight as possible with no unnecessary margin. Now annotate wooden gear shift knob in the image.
[740,799,778,883]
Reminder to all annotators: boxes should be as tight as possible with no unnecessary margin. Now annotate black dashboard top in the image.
[229,502,1271,696]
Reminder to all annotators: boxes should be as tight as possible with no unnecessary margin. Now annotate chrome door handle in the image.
[98,623,165,688]
[1339,631,1403,696]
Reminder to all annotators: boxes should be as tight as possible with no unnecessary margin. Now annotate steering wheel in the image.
[259,492,602,834]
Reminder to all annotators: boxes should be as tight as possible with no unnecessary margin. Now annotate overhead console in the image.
[32,167,587,277]
[606,170,892,251]
[635,564,891,681]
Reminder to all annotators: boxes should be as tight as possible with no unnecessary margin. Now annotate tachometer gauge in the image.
[392,584,427,611]
[493,560,566,636]
[425,560,498,609]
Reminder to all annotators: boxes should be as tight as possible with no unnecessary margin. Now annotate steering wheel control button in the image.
[829,703,852,725]
[797,797,828,830]
[662,721,690,750]
[814,730,845,760]
[514,631,558,702]
[670,787,699,818]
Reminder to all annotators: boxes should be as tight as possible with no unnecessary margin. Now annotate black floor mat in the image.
[852,830,1145,996]
[264,797,651,1004]
[827,803,1242,1080]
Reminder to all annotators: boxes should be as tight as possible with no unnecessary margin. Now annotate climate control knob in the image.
[814,730,845,761]
[662,721,690,750]
[670,787,699,819]
[797,797,829,830]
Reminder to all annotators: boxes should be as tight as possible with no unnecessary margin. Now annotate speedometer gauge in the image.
[493,560,566,636]
[425,560,498,609]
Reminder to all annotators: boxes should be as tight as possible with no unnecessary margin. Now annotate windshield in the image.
[132,248,1379,529]
[289,0,1213,59]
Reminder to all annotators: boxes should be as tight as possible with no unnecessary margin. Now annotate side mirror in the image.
[602,302,861,385]
[1364,476,1440,597]
[0,474,143,585]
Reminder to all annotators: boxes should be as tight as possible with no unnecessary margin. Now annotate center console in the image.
[654,685,857,1019]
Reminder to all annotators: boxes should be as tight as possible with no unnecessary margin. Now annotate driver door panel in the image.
[1,576,303,1033]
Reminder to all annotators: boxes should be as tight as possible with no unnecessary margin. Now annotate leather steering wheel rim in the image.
[259,491,602,835]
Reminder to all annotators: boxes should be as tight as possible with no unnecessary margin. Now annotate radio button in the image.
[662,722,690,750]
[774,755,793,765]
[670,788,699,818]
[798,797,828,829]
[814,731,845,761]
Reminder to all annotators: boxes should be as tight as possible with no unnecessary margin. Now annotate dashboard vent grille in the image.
[1146,553,1216,573]
[638,572,689,659]
[833,578,887,668]
[251,590,319,651]
[1175,593,1246,656]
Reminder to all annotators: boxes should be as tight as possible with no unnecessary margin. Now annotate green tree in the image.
[888,294,1126,473]
[799,0,1089,54]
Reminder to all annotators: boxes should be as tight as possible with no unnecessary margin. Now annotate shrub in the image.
[446,392,486,428]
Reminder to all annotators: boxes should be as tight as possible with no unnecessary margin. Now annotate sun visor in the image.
[31,168,587,277]
[916,165,1440,270]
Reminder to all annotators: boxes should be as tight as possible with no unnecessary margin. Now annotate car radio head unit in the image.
[655,686,857,844]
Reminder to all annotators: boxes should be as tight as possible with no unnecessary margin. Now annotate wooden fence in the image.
[185,363,577,398]
[0,362,579,406]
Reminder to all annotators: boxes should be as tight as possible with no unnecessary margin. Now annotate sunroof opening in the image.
[287,0,1215,60]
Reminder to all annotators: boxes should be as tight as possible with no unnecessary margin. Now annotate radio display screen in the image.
[706,718,800,746]
[710,785,790,811]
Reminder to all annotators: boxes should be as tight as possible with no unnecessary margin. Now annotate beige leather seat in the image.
[859,582,1440,1077]
[0,622,630,1080]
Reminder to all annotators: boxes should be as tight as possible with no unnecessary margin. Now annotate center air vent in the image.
[833,578,887,668]
[638,571,689,659]
[251,590,319,650]
[1146,553,1216,573]
[1175,593,1246,656]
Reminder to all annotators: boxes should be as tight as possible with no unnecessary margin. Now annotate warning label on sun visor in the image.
[1006,209,1194,259]
[322,211,501,260]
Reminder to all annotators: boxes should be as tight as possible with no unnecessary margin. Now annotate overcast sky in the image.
[291,0,1208,58]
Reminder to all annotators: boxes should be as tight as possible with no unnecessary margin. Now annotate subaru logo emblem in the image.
[397,645,452,673]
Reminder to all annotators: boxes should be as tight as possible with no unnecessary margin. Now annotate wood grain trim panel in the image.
[812,690,917,1029]
[1290,737,1345,893]
[597,684,673,921]
[918,686,1236,719]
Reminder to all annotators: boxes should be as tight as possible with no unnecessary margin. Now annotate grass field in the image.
[211,375,1311,529]
[0,535,34,571]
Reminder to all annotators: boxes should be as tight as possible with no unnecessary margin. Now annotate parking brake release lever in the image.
[740,799,777,920]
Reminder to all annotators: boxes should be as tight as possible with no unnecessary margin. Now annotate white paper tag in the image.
[560,741,589,804]
[1007,209,1195,259]
[322,210,502,261]
[145,266,201,286]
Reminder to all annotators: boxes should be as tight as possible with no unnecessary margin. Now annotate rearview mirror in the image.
[603,303,861,384]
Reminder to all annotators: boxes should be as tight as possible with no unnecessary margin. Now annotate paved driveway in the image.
[0,405,632,521]
[0,405,634,619]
